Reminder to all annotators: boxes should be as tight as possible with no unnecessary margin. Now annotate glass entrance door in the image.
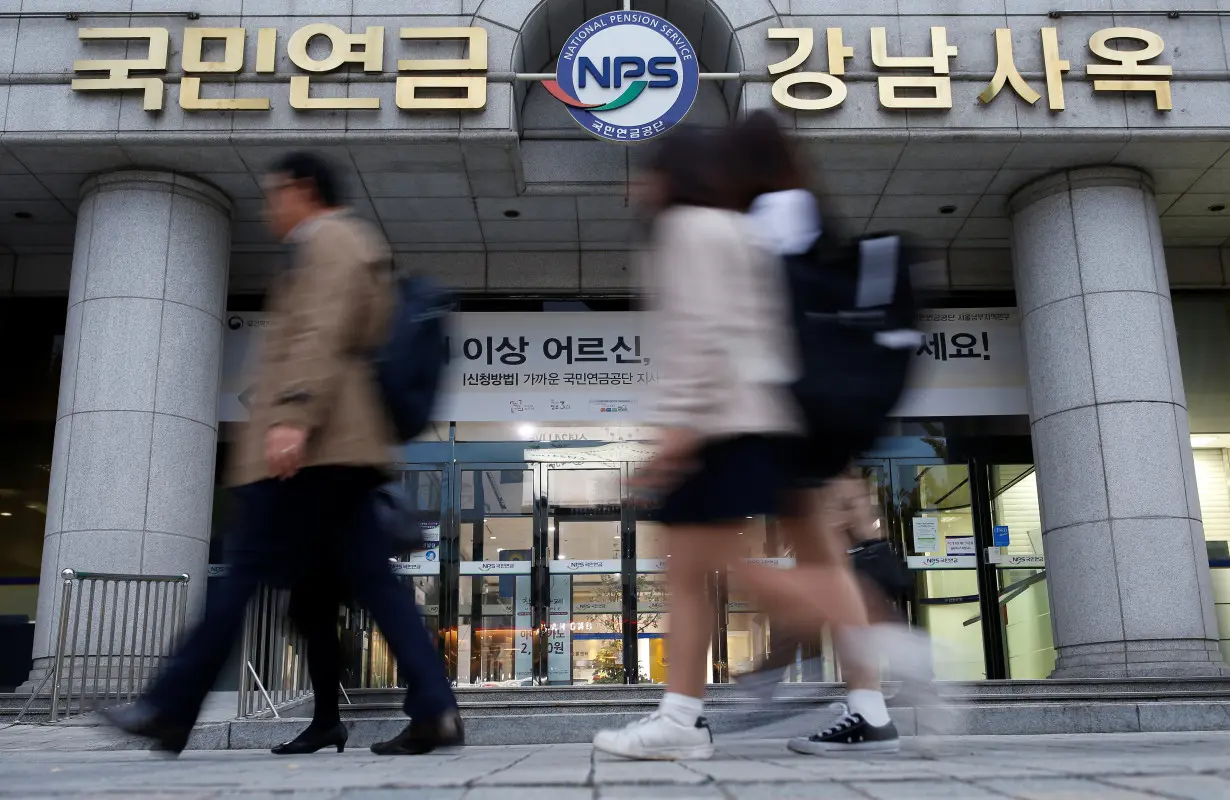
[895,461,988,681]
[989,464,1053,679]
[543,464,625,685]
[456,465,536,686]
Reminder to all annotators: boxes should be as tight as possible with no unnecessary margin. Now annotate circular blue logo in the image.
[544,11,700,143]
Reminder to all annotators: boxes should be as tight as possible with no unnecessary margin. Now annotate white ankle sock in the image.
[847,689,891,727]
[659,693,704,726]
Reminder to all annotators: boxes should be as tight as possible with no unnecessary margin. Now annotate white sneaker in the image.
[593,711,715,761]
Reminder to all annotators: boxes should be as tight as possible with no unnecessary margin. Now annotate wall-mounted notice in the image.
[912,517,939,553]
[946,536,976,556]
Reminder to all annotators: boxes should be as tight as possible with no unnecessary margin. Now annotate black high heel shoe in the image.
[271,721,348,755]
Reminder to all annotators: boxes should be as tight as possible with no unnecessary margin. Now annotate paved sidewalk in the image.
[1,726,1230,798]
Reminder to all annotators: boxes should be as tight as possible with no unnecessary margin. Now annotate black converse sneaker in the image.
[787,704,900,755]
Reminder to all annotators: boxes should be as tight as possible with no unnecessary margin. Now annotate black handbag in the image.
[849,538,912,599]
[374,483,427,554]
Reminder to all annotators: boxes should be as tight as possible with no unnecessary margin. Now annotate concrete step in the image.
[332,678,1230,710]
[201,699,1230,749]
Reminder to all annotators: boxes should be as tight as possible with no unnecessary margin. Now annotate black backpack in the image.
[784,229,919,449]
[374,275,452,443]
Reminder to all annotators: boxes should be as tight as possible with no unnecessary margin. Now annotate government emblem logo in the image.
[543,11,700,143]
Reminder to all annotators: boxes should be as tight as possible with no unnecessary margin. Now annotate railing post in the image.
[49,569,76,720]
[44,571,191,721]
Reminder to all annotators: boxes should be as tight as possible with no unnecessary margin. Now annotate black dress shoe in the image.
[101,703,192,755]
[370,710,464,755]
[271,722,348,755]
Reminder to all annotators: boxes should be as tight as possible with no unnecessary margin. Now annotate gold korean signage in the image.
[768,24,1173,112]
[70,24,488,111]
[70,22,1175,117]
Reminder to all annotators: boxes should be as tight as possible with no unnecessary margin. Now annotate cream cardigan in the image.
[641,204,804,438]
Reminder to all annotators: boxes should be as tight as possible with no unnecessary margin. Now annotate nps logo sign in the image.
[544,11,699,143]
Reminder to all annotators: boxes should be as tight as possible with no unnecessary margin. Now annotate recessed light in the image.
[503,209,521,218]
[490,535,497,540]
[939,205,958,215]
[0,512,10,517]
[13,211,32,220]
[1209,204,1226,213]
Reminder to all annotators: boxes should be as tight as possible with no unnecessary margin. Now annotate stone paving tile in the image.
[592,759,708,785]
[725,785,869,800]
[911,760,1065,780]
[764,756,953,781]
[340,792,465,800]
[1101,775,1230,800]
[680,758,817,782]
[213,794,340,800]
[472,765,593,785]
[466,789,594,800]
[598,788,725,799]
[1041,757,1197,777]
[852,780,1017,800]
[8,733,1230,797]
[977,777,1167,799]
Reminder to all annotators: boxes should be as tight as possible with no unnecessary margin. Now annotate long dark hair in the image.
[645,125,735,211]
[727,111,808,211]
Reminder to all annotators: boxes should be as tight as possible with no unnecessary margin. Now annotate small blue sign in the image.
[993,526,1010,547]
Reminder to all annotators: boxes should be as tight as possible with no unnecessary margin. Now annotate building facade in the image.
[4,0,1230,691]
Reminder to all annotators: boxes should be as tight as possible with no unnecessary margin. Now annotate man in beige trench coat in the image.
[105,152,461,757]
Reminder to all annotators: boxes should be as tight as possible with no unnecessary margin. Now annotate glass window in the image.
[1175,296,1230,433]
[570,574,624,684]
[458,574,531,686]
[547,468,622,562]
[461,469,533,518]
[456,422,654,442]
[393,470,444,562]
[1190,442,1230,661]
[900,463,986,681]
[636,573,668,684]
[636,520,669,560]
[991,466,1054,680]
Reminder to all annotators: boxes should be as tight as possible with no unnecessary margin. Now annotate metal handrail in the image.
[48,569,190,720]
[237,585,313,718]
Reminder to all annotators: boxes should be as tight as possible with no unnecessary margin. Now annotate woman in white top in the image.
[592,127,877,762]
[730,112,938,756]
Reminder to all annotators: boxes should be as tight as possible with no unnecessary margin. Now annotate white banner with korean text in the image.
[219,309,1027,423]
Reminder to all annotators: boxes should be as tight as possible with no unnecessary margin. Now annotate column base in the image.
[1051,639,1230,678]
[15,657,54,694]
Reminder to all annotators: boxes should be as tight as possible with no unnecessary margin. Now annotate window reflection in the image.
[902,464,987,681]
[991,466,1054,680]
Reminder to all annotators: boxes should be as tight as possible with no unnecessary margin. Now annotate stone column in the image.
[1009,166,1226,678]
[28,172,231,680]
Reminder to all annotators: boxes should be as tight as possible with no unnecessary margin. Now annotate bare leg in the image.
[778,484,881,693]
[664,524,719,699]
[669,519,873,702]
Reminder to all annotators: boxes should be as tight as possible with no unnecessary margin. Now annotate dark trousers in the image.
[288,585,346,729]
[144,466,456,728]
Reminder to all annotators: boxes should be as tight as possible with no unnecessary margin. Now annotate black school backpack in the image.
[374,275,452,443]
[784,228,920,449]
